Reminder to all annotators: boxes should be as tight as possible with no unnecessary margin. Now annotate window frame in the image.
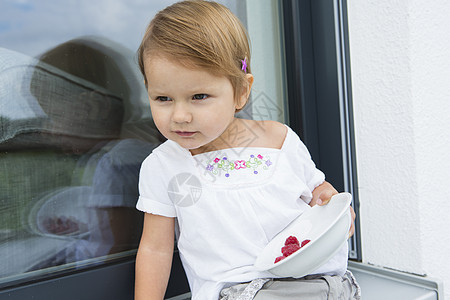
[282,0,361,260]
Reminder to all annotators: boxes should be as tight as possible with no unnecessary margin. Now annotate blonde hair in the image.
[137,0,251,111]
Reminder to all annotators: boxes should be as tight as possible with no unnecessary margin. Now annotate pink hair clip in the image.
[241,57,247,73]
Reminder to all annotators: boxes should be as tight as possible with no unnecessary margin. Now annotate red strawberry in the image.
[274,256,285,263]
[284,236,300,246]
[281,244,300,257]
[301,239,311,247]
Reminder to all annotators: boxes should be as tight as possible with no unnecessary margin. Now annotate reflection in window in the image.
[0,36,164,284]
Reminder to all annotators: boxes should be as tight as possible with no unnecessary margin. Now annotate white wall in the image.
[347,0,450,298]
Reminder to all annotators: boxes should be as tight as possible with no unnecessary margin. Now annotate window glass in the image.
[0,0,288,290]
[241,0,287,123]
[0,0,175,286]
[222,0,288,123]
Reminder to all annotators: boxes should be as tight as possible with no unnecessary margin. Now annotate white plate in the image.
[254,192,352,278]
[25,186,91,239]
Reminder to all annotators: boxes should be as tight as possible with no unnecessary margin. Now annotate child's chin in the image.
[176,140,201,150]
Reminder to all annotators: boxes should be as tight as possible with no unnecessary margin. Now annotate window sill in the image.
[348,261,443,300]
[167,261,444,300]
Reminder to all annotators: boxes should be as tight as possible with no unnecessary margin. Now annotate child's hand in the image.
[310,181,356,238]
[310,181,338,206]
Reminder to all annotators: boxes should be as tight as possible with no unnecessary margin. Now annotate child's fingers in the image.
[317,190,337,206]
[348,206,356,238]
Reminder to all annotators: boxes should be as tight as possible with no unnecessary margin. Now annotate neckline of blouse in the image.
[168,124,293,158]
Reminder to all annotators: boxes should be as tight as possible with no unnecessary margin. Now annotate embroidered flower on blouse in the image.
[205,154,272,177]
[235,160,246,169]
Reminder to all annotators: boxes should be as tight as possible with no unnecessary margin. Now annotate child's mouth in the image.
[175,131,196,137]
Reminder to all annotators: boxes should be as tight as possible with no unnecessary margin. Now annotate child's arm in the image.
[135,213,175,300]
[310,181,356,237]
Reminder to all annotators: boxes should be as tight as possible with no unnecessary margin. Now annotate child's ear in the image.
[236,74,254,110]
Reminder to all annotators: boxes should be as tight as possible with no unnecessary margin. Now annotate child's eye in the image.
[192,94,209,100]
[155,96,171,102]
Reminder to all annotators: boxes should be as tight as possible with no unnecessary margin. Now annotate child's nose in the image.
[172,102,193,123]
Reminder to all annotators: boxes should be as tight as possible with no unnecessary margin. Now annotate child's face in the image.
[144,55,246,154]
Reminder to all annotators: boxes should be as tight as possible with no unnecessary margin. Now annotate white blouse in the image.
[137,125,348,300]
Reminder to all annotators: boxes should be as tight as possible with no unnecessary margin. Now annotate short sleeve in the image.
[136,153,177,217]
[296,138,325,192]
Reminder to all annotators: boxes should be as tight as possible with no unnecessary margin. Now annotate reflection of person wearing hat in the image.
[0,37,163,275]
[31,37,163,263]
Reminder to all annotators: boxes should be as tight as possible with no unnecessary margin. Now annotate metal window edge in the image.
[348,261,444,299]
[332,0,361,261]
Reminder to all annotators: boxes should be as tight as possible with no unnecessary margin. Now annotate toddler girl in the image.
[135,1,359,299]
